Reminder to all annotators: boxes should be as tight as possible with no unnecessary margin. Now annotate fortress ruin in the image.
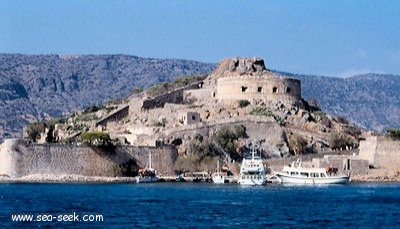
[214,58,301,104]
[186,57,301,105]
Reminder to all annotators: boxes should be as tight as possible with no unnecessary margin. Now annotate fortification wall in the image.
[216,76,301,104]
[142,82,203,110]
[0,139,178,178]
[359,136,400,169]
[183,88,215,103]
[96,105,129,128]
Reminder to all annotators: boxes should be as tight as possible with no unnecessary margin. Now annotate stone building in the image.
[180,112,201,125]
[312,155,369,176]
[185,57,301,105]
[213,58,301,105]
[359,136,400,169]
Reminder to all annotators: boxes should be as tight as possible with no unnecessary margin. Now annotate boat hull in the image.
[212,175,228,184]
[275,173,349,184]
[238,176,266,186]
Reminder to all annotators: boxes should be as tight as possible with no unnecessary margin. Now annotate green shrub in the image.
[146,82,171,97]
[25,122,46,142]
[132,87,143,94]
[238,100,250,108]
[274,116,286,126]
[250,107,272,116]
[83,105,103,114]
[213,125,248,154]
[173,75,207,88]
[78,114,99,122]
[80,131,111,146]
[387,128,400,140]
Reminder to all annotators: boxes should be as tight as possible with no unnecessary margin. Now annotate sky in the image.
[1,0,400,77]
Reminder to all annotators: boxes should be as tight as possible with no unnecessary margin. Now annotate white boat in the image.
[274,159,350,184]
[136,151,158,183]
[212,161,228,184]
[238,148,266,185]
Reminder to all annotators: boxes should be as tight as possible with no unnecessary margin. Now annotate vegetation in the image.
[250,107,273,116]
[343,125,362,139]
[131,87,143,94]
[308,97,320,110]
[24,119,68,143]
[173,138,219,174]
[274,116,286,126]
[213,125,247,153]
[386,128,400,140]
[78,114,99,122]
[238,99,250,108]
[173,125,248,174]
[83,104,104,114]
[328,133,353,150]
[172,75,207,88]
[287,135,308,155]
[313,111,332,128]
[80,131,111,146]
[335,116,350,125]
[25,122,46,142]
[250,107,286,126]
[146,75,207,98]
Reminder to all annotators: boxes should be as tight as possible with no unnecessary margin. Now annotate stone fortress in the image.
[122,57,304,153]
[183,57,301,106]
[213,58,301,105]
[1,57,399,181]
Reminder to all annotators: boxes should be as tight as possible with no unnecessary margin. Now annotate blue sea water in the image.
[1,182,399,228]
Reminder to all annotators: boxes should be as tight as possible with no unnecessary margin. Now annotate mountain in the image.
[276,71,400,133]
[1,54,399,141]
[0,54,216,141]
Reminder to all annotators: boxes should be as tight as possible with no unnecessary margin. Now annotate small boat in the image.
[136,151,158,183]
[274,159,350,184]
[212,161,228,184]
[238,148,266,186]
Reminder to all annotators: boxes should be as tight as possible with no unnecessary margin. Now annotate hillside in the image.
[277,72,400,132]
[0,54,216,141]
[23,57,365,165]
[1,54,400,142]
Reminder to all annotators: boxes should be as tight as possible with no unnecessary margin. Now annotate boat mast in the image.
[148,151,152,169]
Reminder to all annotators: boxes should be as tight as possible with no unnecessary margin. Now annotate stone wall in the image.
[216,74,301,105]
[183,88,215,103]
[359,136,400,169]
[313,155,369,175]
[96,105,129,128]
[0,139,178,178]
[142,82,203,110]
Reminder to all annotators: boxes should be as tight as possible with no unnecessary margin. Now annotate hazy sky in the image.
[1,0,400,77]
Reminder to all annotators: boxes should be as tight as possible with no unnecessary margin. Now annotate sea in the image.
[1,182,399,228]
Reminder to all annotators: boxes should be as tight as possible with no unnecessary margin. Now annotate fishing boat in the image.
[274,159,350,184]
[136,151,158,183]
[237,148,266,185]
[212,161,228,184]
